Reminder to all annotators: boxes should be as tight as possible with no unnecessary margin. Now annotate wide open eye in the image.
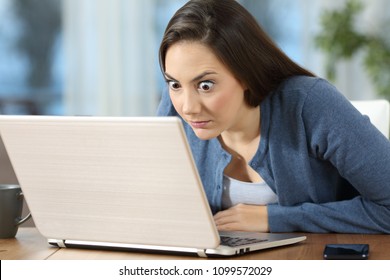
[198,81,214,92]
[168,80,181,91]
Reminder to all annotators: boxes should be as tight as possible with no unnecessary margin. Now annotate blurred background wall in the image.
[0,0,389,117]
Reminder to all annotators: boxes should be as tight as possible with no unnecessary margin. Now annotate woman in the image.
[157,0,390,233]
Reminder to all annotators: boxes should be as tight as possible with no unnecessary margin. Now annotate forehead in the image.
[165,41,227,78]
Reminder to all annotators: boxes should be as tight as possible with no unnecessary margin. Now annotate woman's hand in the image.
[213,204,269,232]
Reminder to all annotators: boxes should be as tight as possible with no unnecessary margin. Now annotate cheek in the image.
[212,88,245,113]
[169,93,186,117]
[209,96,229,112]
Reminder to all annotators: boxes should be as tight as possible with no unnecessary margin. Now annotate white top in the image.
[221,175,278,210]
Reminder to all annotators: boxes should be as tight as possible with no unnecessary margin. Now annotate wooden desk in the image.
[0,228,59,260]
[1,227,389,260]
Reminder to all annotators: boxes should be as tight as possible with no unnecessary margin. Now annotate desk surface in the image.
[1,227,389,260]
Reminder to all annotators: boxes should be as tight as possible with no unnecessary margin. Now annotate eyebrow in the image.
[164,71,217,83]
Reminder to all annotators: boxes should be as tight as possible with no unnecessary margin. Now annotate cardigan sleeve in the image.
[267,79,390,233]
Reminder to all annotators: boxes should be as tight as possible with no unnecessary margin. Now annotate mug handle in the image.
[16,192,32,226]
[16,212,32,226]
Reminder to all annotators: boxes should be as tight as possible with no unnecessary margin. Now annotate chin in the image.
[193,129,219,141]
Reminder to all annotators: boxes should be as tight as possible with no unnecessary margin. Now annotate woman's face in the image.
[165,41,251,140]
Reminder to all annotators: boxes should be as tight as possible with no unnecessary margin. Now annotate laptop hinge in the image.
[196,249,207,258]
[48,239,66,248]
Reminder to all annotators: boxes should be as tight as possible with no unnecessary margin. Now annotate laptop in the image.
[0,115,306,257]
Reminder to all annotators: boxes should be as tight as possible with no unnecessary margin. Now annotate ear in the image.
[239,78,249,92]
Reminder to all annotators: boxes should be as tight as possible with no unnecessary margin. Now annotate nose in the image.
[182,90,201,115]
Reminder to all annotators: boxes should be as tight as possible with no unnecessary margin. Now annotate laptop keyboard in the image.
[220,236,268,247]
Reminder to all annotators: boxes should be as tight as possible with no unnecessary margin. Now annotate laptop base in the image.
[48,232,306,258]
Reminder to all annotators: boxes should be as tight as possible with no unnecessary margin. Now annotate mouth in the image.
[188,120,211,129]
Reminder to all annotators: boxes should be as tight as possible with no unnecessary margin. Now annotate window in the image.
[1,0,383,117]
[0,0,63,115]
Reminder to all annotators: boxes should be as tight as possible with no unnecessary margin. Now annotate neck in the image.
[219,106,261,159]
[221,106,260,143]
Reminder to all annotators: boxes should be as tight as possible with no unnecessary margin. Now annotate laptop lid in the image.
[0,116,220,247]
[0,115,305,257]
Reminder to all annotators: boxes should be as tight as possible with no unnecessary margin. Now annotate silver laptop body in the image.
[0,115,305,257]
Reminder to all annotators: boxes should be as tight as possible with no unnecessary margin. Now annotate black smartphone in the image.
[323,244,369,260]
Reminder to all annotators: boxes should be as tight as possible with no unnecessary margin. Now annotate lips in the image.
[189,120,210,129]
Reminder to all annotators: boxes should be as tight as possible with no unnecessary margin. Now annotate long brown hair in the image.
[159,0,315,107]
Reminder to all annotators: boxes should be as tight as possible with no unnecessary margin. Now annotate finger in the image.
[214,204,245,219]
[214,211,238,227]
[214,208,235,219]
[214,212,242,231]
[216,221,241,231]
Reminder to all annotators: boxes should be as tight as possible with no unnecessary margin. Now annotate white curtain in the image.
[62,0,159,116]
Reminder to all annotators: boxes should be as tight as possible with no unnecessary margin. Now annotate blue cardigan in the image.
[157,76,390,233]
